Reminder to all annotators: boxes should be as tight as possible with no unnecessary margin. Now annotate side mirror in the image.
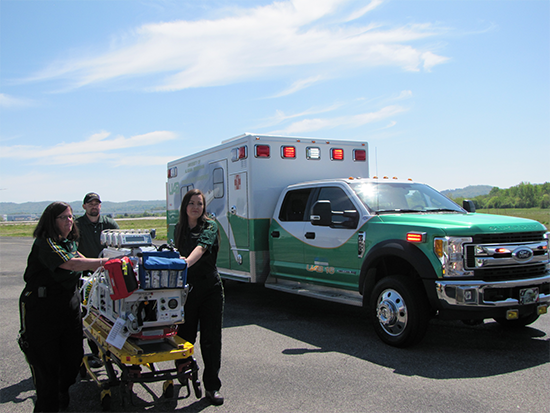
[342,210,359,228]
[310,200,332,226]
[463,200,476,213]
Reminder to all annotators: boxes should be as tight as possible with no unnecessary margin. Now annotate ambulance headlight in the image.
[434,237,473,277]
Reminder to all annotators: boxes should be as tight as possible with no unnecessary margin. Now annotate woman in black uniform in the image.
[18,201,105,412]
[175,189,224,406]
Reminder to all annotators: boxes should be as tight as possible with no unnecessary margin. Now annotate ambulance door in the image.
[207,161,230,269]
[302,186,360,288]
[270,188,310,280]
[228,172,249,270]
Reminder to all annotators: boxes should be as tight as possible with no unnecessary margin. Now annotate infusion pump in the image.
[100,229,156,248]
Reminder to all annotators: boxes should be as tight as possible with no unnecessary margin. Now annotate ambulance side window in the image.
[279,189,312,221]
[316,186,357,227]
[213,168,224,198]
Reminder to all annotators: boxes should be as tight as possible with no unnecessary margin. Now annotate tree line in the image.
[451,182,550,209]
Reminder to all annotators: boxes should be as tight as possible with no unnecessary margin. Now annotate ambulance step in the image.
[264,278,363,307]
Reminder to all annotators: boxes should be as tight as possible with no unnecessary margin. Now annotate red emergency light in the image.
[238,146,247,159]
[255,145,270,158]
[282,146,296,158]
[406,232,426,243]
[167,167,178,178]
[331,148,344,160]
[353,149,367,161]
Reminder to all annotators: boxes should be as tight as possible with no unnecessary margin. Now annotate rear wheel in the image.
[370,275,430,347]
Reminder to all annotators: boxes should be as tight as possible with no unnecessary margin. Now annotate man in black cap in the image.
[76,192,119,259]
[76,192,119,368]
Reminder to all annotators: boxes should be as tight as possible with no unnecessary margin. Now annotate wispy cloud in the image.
[25,0,448,93]
[271,75,326,98]
[395,90,412,100]
[0,130,177,165]
[0,93,35,108]
[380,120,397,129]
[270,104,407,134]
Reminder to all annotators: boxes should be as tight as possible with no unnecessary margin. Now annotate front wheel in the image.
[370,275,430,347]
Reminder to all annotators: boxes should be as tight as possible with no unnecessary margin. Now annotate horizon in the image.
[1,182,537,207]
[1,0,548,203]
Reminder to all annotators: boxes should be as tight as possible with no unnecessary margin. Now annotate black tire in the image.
[193,379,202,399]
[163,381,175,399]
[370,275,430,347]
[101,393,111,412]
[494,311,539,328]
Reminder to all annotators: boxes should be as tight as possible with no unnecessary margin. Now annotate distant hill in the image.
[441,185,493,199]
[0,200,166,216]
[1,186,494,216]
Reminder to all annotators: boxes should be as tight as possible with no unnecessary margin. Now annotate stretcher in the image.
[79,231,201,410]
[81,307,201,410]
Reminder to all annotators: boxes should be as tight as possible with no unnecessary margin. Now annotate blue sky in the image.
[1,0,548,203]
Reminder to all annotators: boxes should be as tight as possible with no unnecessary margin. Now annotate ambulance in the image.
[167,133,550,347]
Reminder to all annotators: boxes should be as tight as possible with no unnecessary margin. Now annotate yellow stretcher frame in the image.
[82,308,201,410]
[83,309,194,364]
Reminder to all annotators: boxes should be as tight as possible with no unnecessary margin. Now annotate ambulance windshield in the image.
[349,181,464,214]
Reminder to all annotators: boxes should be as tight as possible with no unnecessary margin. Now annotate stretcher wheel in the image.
[79,362,87,379]
[192,379,202,399]
[163,380,174,398]
[100,389,111,411]
[120,382,133,408]
[175,358,192,386]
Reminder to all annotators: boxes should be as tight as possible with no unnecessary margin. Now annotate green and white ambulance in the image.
[167,133,549,347]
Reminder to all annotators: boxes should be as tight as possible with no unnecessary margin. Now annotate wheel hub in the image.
[376,289,408,336]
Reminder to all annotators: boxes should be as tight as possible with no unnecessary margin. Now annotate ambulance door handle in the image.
[305,232,315,239]
[271,231,280,238]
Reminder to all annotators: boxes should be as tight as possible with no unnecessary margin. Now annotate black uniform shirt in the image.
[177,220,219,285]
[75,214,119,258]
[23,237,81,291]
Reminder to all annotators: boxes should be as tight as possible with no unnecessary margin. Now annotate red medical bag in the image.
[104,256,138,300]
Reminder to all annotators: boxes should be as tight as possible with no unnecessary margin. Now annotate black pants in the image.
[19,287,83,412]
[177,278,224,392]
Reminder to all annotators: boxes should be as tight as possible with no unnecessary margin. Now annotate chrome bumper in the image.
[435,275,550,308]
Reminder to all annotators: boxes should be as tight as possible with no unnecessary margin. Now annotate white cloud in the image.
[0,93,35,108]
[380,120,397,129]
[271,75,326,98]
[0,130,177,165]
[270,104,407,134]
[345,0,386,22]
[421,51,450,71]
[396,90,412,100]
[26,0,448,92]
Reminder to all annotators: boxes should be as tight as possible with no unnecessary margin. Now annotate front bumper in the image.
[435,275,550,308]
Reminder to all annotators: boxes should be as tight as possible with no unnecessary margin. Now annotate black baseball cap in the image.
[83,192,101,204]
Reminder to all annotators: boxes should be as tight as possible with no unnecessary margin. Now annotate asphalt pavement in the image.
[0,236,549,413]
